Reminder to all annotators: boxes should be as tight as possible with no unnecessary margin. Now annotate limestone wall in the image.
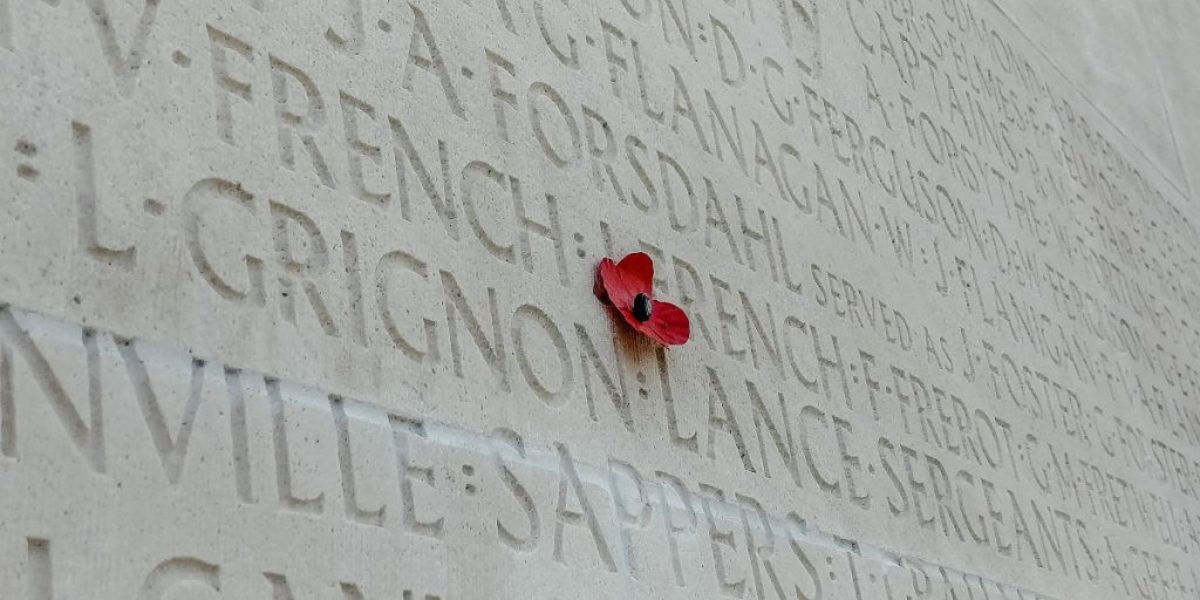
[1,0,1199,598]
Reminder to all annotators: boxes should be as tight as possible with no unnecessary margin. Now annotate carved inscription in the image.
[0,306,1073,600]
[0,0,1198,598]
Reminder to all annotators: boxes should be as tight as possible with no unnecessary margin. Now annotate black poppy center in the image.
[632,293,653,322]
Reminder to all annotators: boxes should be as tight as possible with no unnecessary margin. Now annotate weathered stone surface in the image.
[0,1,1198,598]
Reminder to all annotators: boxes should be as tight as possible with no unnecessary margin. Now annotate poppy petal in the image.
[615,306,640,331]
[594,258,615,305]
[600,253,653,309]
[598,257,637,308]
[616,252,654,296]
[633,300,690,346]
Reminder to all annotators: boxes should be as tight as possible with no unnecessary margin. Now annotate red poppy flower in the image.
[594,252,690,346]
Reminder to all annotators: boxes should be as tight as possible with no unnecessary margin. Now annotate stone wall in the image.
[1,0,1198,598]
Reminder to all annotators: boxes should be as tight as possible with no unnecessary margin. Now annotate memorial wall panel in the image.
[1,0,1199,598]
